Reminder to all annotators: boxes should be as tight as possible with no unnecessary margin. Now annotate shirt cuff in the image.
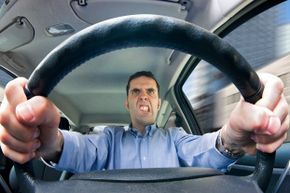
[212,130,237,172]
[53,130,81,171]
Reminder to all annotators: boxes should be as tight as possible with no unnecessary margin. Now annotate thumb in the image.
[15,96,60,129]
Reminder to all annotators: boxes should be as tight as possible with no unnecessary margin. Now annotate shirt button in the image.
[143,156,147,161]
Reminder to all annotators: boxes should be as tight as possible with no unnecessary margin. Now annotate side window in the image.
[182,1,290,135]
[0,67,16,103]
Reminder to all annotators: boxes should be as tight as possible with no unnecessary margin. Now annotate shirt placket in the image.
[139,136,149,168]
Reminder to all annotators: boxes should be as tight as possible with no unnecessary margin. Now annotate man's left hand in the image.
[221,73,289,155]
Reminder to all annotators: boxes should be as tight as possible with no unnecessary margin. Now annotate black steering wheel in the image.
[13,15,275,193]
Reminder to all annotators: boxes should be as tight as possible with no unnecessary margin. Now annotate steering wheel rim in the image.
[14,14,274,193]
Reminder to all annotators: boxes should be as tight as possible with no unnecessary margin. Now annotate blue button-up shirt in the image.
[55,125,235,173]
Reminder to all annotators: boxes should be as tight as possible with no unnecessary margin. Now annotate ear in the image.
[157,98,161,110]
[124,99,129,110]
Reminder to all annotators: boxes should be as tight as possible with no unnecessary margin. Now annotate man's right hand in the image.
[0,77,63,164]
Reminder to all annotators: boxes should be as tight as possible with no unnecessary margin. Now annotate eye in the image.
[147,88,156,96]
[131,88,140,96]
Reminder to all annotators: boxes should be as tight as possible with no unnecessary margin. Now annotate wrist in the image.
[216,131,245,159]
[43,130,64,163]
[53,130,64,162]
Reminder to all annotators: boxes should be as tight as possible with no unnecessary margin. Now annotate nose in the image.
[139,90,149,101]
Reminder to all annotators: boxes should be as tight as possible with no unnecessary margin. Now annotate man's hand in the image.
[221,73,289,155]
[0,78,63,164]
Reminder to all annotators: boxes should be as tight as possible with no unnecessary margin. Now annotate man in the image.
[0,71,288,173]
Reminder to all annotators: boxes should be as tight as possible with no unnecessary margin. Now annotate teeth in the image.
[140,105,149,112]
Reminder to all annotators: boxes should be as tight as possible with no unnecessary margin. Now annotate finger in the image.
[0,143,36,164]
[16,96,60,128]
[252,115,289,144]
[256,73,284,110]
[231,100,282,135]
[0,78,37,142]
[255,114,281,135]
[0,112,40,142]
[229,102,270,133]
[273,95,289,122]
[0,126,40,153]
[4,77,28,109]
[256,132,287,153]
[263,108,289,136]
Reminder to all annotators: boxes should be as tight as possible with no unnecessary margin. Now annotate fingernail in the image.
[16,103,34,122]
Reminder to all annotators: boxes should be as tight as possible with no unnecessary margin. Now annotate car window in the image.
[182,1,290,138]
[0,66,15,102]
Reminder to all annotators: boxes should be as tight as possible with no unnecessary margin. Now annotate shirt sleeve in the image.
[172,128,236,172]
[55,128,111,173]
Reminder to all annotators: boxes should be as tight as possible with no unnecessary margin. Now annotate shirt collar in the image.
[129,124,157,137]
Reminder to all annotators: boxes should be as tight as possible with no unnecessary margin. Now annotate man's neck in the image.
[133,125,145,134]
[131,123,154,135]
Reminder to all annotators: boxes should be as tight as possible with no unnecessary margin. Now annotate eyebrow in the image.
[130,88,156,93]
[130,88,139,91]
[130,87,156,90]
[147,88,155,92]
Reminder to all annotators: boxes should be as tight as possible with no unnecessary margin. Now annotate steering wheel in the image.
[13,15,275,193]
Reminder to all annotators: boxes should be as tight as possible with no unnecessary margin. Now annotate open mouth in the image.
[139,105,150,112]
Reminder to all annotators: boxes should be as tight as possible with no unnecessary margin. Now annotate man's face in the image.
[125,76,161,130]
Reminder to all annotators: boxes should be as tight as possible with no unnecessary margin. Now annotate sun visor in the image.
[0,17,34,52]
[70,0,188,24]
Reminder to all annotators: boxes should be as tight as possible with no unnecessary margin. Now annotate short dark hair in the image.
[126,71,160,96]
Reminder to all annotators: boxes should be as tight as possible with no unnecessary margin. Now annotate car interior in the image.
[0,0,290,193]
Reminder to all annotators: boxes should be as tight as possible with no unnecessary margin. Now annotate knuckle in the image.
[266,73,284,90]
[5,81,18,100]
[0,132,10,145]
[5,79,16,91]
[0,111,11,127]
[32,96,51,113]
[253,110,268,130]
[280,96,288,108]
[282,101,289,115]
[276,78,284,91]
